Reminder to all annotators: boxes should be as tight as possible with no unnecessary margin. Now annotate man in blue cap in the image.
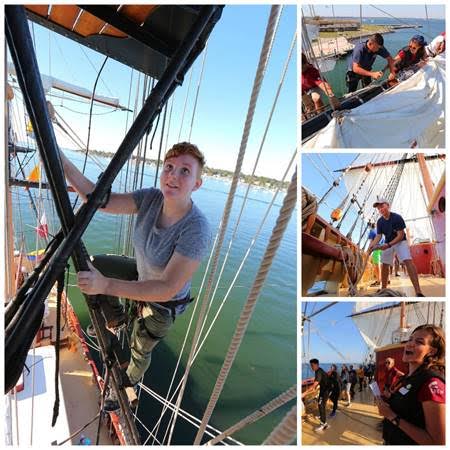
[346,33,395,93]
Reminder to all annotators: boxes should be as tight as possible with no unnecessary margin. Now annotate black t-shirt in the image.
[376,212,407,244]
[314,367,329,395]
[329,371,342,393]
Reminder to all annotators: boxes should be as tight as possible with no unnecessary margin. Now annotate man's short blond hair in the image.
[164,142,205,177]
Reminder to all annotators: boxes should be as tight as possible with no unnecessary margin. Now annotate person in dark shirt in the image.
[391,35,428,80]
[304,358,330,431]
[302,53,340,118]
[376,325,445,445]
[346,33,395,92]
[368,197,424,296]
[328,364,342,417]
[349,365,357,399]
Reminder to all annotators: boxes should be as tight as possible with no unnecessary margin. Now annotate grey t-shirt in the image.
[132,187,212,315]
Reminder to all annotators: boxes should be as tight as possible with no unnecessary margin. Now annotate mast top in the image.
[25,5,223,79]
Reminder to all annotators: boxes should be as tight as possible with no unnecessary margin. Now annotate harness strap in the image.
[157,292,194,321]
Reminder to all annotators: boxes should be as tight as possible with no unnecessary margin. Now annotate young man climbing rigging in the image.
[367,198,424,297]
[59,142,212,410]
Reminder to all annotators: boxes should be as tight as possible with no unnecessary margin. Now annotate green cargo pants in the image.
[91,254,174,385]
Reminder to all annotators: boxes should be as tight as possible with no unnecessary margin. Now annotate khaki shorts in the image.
[381,240,411,266]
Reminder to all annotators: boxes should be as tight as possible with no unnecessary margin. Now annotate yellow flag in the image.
[27,165,40,183]
[26,120,33,135]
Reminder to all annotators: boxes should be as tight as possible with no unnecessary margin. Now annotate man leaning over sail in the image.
[367,197,424,297]
[346,33,396,93]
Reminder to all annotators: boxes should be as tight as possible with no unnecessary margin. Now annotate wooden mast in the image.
[5,85,16,301]
[400,301,406,330]
[417,153,435,203]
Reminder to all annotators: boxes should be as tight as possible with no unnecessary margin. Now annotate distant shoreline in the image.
[319,24,410,40]
[70,148,290,192]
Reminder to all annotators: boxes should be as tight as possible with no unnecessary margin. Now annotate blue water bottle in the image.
[79,435,91,445]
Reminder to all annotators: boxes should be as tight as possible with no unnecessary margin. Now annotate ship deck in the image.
[7,287,113,445]
[310,273,445,297]
[302,388,383,445]
[357,273,445,297]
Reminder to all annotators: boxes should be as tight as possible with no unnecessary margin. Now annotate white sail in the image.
[352,301,389,314]
[317,57,337,73]
[305,24,319,41]
[303,54,445,148]
[341,153,445,244]
[351,302,445,351]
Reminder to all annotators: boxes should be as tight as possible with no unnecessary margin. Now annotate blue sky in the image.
[10,5,296,181]
[302,153,362,239]
[302,4,445,20]
[301,301,368,363]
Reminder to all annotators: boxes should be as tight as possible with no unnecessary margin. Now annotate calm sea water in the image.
[11,149,296,444]
[323,18,445,98]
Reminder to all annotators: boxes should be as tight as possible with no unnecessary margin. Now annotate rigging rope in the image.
[359,153,409,247]
[302,186,317,230]
[318,154,359,206]
[192,31,296,360]
[369,4,435,40]
[155,149,295,444]
[153,101,168,188]
[192,151,296,365]
[55,412,101,445]
[167,6,283,444]
[138,383,241,445]
[262,404,296,445]
[188,43,208,141]
[205,384,296,445]
[194,168,296,444]
[164,94,175,153]
[149,232,221,443]
[71,55,109,210]
[51,271,65,427]
[177,63,195,141]
[336,165,373,230]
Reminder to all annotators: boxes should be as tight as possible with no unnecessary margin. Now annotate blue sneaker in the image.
[330,411,337,417]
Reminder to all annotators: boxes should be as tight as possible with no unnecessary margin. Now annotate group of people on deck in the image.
[302,31,445,118]
[301,324,445,445]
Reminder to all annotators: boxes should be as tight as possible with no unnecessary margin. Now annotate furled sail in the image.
[303,54,445,148]
[8,62,127,110]
[352,301,387,314]
[351,302,445,351]
[341,153,445,244]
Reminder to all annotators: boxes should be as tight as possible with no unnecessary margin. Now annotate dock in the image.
[312,36,354,59]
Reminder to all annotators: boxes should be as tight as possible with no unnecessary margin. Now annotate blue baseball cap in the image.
[412,35,427,46]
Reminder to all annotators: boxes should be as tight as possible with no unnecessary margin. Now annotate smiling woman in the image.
[378,324,445,445]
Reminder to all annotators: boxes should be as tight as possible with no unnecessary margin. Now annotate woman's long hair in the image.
[413,324,445,375]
